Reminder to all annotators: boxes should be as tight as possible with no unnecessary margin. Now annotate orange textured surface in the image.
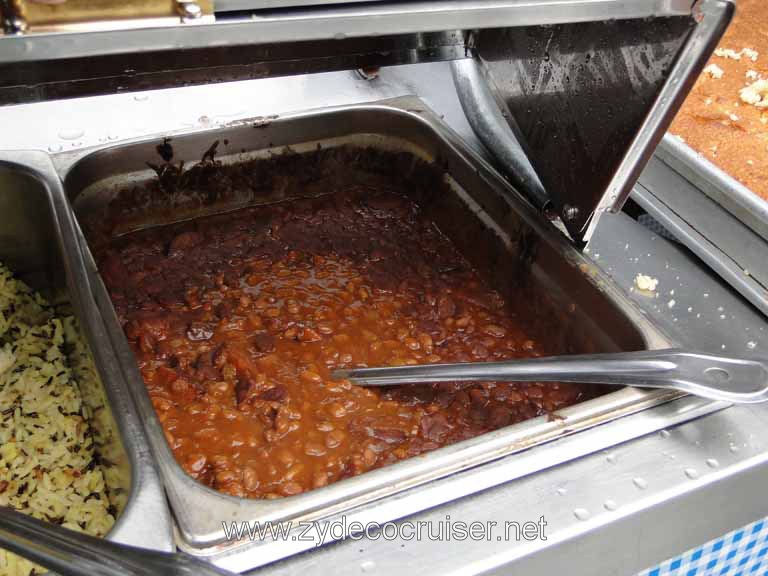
[670,0,768,200]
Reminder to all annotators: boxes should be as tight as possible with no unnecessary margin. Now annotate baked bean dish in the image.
[94,146,596,499]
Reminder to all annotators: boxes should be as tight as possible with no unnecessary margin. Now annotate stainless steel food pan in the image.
[637,135,768,317]
[58,97,721,560]
[0,152,173,553]
[658,134,768,243]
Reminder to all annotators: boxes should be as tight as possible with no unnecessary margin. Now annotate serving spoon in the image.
[332,349,768,404]
[0,506,236,576]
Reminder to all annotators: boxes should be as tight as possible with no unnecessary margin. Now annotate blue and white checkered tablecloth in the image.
[638,517,768,576]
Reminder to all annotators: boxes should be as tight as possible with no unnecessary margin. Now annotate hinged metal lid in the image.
[460,0,733,244]
[0,0,732,246]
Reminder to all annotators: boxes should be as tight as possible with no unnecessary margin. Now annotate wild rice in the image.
[0,262,114,576]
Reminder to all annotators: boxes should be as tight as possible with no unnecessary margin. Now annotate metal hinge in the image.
[1,0,213,34]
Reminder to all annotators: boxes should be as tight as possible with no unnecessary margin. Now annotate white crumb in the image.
[742,48,759,62]
[714,47,759,62]
[635,274,659,293]
[715,48,742,60]
[704,63,725,79]
[740,79,768,108]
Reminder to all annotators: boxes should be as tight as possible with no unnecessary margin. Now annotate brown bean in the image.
[317,322,334,335]
[525,385,543,399]
[280,482,303,496]
[327,402,346,418]
[363,447,377,467]
[284,462,304,481]
[312,471,329,488]
[186,453,207,473]
[404,337,420,351]
[224,482,246,497]
[361,329,378,342]
[523,339,536,351]
[455,316,471,328]
[471,344,489,359]
[243,466,259,492]
[300,370,322,384]
[418,333,433,354]
[299,327,321,342]
[325,429,346,448]
[305,442,327,457]
[482,324,506,338]
[275,450,295,467]
[194,427,219,440]
[437,295,456,318]
[215,469,239,485]
[316,420,335,432]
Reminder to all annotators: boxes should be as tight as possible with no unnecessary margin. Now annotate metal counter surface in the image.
[0,62,766,575]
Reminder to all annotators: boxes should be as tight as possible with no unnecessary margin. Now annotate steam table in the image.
[0,62,765,575]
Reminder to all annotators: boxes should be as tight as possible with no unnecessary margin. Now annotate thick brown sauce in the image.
[96,173,591,499]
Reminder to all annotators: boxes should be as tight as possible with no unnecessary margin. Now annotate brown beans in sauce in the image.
[96,178,594,499]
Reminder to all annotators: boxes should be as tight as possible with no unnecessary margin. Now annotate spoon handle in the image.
[332,349,768,404]
[0,505,235,576]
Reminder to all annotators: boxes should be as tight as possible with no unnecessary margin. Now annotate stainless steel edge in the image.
[215,0,389,11]
[0,0,694,64]
[246,397,764,576]
[59,97,730,566]
[0,150,174,552]
[633,158,768,319]
[210,394,728,572]
[658,134,768,243]
[582,0,734,242]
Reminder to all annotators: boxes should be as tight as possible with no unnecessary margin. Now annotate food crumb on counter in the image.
[703,63,725,79]
[634,274,659,293]
[670,0,768,200]
[739,79,768,108]
[714,47,759,62]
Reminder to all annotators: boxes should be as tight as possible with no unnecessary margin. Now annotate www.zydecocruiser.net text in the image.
[222,515,548,547]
